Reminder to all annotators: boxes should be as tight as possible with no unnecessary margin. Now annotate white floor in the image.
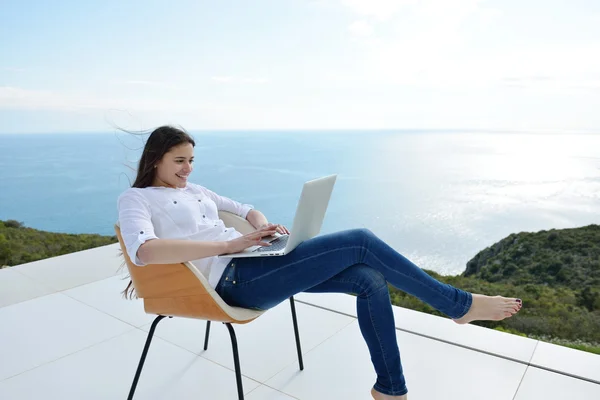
[1,244,598,400]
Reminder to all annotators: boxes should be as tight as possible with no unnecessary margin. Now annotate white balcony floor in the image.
[1,243,598,400]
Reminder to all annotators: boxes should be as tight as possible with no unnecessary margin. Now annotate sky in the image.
[1,0,600,133]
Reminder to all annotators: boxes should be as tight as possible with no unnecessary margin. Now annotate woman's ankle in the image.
[371,387,408,399]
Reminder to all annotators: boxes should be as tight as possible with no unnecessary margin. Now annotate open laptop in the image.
[219,174,337,258]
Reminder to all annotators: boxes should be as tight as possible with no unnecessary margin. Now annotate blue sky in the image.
[1,0,600,133]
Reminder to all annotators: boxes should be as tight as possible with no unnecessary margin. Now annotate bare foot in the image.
[371,387,408,399]
[454,294,522,324]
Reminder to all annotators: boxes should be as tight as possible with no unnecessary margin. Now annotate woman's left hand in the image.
[258,223,290,235]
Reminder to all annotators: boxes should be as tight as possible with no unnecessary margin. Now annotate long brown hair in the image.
[121,125,196,298]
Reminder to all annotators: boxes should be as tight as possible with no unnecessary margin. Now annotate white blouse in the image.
[117,182,254,288]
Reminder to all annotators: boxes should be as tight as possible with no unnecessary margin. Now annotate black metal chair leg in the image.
[224,323,244,400]
[289,296,304,370]
[128,315,167,400]
[204,320,211,350]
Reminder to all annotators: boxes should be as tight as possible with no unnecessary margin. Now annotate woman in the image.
[117,126,522,400]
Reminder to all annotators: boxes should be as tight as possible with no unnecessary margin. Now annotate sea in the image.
[1,130,599,276]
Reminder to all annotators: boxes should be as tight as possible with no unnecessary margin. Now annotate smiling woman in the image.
[116,124,524,399]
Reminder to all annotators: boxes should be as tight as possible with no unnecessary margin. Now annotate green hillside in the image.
[389,224,600,354]
[464,224,600,290]
[0,220,118,267]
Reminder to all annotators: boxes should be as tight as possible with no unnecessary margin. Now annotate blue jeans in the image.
[215,228,473,396]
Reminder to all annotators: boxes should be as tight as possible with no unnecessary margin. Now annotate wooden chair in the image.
[115,211,304,400]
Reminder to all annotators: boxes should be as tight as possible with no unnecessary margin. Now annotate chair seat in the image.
[114,211,266,324]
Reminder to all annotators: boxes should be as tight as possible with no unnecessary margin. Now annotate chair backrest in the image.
[218,211,256,234]
[114,211,264,323]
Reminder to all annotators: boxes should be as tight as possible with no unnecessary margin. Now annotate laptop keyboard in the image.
[254,235,289,252]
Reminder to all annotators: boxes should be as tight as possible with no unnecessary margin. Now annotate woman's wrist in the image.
[219,240,232,255]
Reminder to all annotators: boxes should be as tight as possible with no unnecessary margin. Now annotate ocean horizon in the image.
[1,130,599,276]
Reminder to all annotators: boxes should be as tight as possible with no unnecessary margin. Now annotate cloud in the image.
[211,76,235,83]
[348,20,374,36]
[500,76,600,91]
[340,1,486,63]
[0,87,71,110]
[211,76,269,84]
[480,45,600,91]
[240,77,269,84]
[336,0,600,92]
[341,0,489,86]
[0,85,290,123]
[0,86,202,112]
[346,44,600,90]
[340,0,416,21]
[119,80,178,89]
[2,67,25,72]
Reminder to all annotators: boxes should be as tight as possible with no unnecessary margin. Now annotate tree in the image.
[577,287,600,312]
[0,233,10,267]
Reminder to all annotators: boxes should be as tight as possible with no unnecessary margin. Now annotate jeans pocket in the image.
[217,281,265,311]
[215,262,236,292]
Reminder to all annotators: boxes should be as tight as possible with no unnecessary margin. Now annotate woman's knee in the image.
[347,227,377,244]
[350,265,388,298]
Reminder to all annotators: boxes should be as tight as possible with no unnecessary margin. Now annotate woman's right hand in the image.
[222,226,278,254]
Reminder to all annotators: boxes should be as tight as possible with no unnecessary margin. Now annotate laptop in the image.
[219,174,337,258]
